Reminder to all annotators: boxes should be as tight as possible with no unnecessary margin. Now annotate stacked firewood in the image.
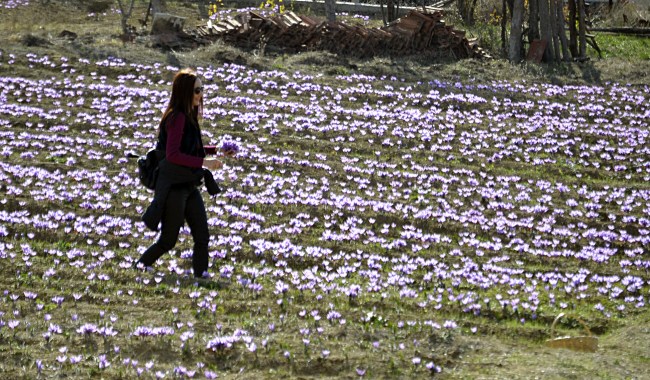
[180,8,488,59]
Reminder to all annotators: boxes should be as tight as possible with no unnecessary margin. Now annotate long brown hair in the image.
[160,68,203,130]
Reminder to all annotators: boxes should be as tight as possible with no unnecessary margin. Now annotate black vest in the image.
[156,111,206,160]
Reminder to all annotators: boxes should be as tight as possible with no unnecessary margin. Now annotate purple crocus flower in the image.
[221,141,239,154]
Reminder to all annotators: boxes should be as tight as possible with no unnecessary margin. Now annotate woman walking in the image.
[137,68,229,278]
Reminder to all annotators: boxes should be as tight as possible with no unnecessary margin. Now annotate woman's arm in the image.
[204,145,236,158]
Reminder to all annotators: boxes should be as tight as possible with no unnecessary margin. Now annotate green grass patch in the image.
[589,34,650,59]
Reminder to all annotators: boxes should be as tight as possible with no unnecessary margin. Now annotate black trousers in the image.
[138,183,209,277]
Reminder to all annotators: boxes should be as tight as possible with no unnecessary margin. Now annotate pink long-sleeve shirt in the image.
[165,112,211,168]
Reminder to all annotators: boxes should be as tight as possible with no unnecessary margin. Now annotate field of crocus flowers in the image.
[1,1,650,379]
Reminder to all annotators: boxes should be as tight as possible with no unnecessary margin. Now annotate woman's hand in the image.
[221,142,239,158]
[222,148,237,158]
[203,158,222,170]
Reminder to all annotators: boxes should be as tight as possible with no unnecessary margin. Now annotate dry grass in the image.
[2,0,647,86]
[444,312,650,379]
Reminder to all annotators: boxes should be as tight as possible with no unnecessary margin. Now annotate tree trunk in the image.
[538,0,554,62]
[501,0,507,53]
[387,0,396,22]
[458,0,477,25]
[556,0,570,61]
[325,0,336,22]
[151,0,166,15]
[508,0,525,62]
[116,0,136,35]
[568,0,577,58]
[578,0,587,59]
[395,0,399,20]
[549,0,561,62]
[528,0,539,43]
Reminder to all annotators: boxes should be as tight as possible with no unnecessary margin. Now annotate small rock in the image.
[59,30,78,40]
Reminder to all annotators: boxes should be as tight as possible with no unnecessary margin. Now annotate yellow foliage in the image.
[489,8,501,25]
[209,0,224,18]
[260,0,285,13]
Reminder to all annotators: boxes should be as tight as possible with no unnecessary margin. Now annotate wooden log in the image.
[406,9,435,23]
[249,18,264,28]
[249,10,267,21]
[234,13,251,33]
[587,27,650,35]
[272,14,291,30]
[284,11,303,25]
[298,14,320,27]
[396,17,424,33]
[184,9,486,59]
[225,18,243,29]
[195,26,209,37]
